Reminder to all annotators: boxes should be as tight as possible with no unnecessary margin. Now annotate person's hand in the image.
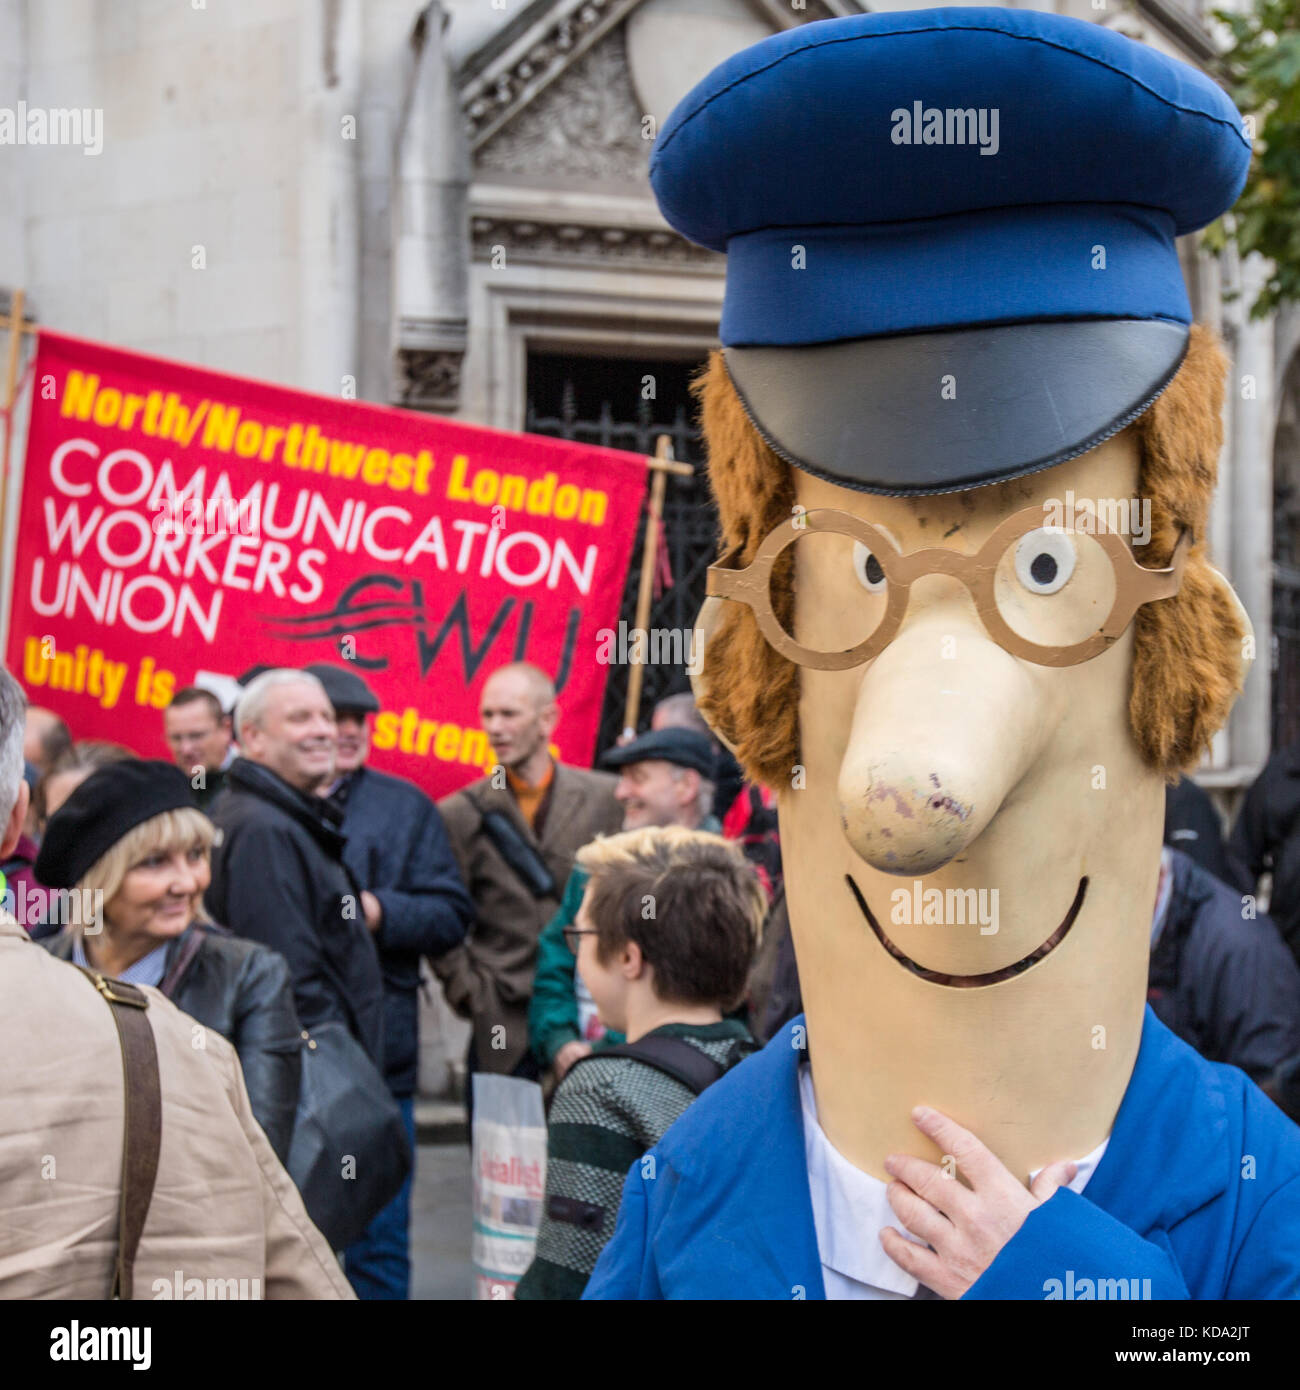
[554,1040,593,1079]
[879,1105,1078,1300]
[361,890,383,933]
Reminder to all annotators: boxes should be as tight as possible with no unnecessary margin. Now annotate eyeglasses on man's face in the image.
[563,926,598,955]
[701,502,1190,670]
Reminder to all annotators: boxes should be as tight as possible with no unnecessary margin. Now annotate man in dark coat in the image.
[162,685,236,811]
[207,668,384,1066]
[435,663,621,1101]
[1148,846,1300,1100]
[1163,775,1241,890]
[307,662,474,1300]
[1230,744,1300,966]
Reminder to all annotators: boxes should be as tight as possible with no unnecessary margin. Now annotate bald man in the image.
[23,708,71,776]
[434,663,621,1095]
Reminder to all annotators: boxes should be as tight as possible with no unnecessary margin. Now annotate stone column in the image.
[297,0,362,395]
[1224,245,1275,775]
[356,0,416,403]
[390,0,470,412]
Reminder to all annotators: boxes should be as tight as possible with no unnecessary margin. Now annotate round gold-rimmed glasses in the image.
[702,503,1191,670]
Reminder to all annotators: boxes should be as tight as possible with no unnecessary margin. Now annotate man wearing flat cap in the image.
[587,8,1300,1300]
[306,663,473,1300]
[529,725,722,1079]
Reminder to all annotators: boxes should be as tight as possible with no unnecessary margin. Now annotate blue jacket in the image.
[334,765,473,1096]
[584,1007,1300,1299]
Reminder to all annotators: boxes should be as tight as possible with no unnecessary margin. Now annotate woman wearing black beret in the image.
[37,759,302,1161]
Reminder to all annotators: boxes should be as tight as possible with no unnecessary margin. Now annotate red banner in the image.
[7,330,648,800]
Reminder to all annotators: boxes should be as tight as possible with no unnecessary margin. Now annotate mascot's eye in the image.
[1014,529,1075,595]
[853,541,887,593]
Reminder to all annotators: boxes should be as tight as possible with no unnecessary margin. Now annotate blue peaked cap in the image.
[650,9,1251,495]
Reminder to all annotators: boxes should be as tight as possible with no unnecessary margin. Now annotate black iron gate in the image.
[1273,567,1300,752]
[525,352,717,760]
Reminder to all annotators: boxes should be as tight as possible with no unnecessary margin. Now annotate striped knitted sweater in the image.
[515,1018,753,1300]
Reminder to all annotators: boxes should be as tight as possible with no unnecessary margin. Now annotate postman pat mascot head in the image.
[581,9,1300,1302]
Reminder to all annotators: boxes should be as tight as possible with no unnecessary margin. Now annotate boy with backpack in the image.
[515,825,764,1299]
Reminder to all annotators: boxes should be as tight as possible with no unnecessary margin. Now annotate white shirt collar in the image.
[1151,845,1175,946]
[72,934,170,988]
[799,1063,1110,1298]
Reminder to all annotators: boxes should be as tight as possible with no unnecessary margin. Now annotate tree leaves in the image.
[1209,0,1300,319]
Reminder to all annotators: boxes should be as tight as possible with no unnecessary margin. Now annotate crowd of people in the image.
[2,652,1299,1300]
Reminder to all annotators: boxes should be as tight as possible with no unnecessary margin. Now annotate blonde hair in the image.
[77,806,216,936]
[575,822,736,872]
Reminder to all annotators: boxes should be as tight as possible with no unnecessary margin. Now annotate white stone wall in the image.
[0,0,346,389]
[0,0,27,294]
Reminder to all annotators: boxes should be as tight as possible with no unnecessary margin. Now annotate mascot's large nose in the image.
[837,609,1047,875]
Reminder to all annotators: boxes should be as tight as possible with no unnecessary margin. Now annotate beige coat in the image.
[435,762,621,1073]
[0,915,353,1300]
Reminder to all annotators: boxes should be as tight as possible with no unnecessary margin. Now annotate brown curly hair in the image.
[691,324,1246,785]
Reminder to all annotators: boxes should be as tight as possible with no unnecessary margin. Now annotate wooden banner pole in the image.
[1,290,28,404]
[0,290,35,608]
[622,434,691,738]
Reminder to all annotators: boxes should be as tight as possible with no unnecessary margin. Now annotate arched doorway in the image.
[524,349,716,755]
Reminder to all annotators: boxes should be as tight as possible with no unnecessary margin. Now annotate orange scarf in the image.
[506,760,555,831]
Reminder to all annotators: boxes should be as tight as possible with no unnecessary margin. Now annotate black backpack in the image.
[571,1033,756,1095]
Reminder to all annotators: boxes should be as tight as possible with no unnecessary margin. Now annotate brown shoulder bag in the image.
[74,967,162,1301]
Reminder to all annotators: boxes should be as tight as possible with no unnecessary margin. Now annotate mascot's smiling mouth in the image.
[845,875,1089,988]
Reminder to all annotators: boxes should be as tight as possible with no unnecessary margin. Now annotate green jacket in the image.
[516,1017,754,1300]
[527,815,723,1068]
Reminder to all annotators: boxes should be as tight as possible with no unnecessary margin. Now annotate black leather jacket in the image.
[44,922,302,1161]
